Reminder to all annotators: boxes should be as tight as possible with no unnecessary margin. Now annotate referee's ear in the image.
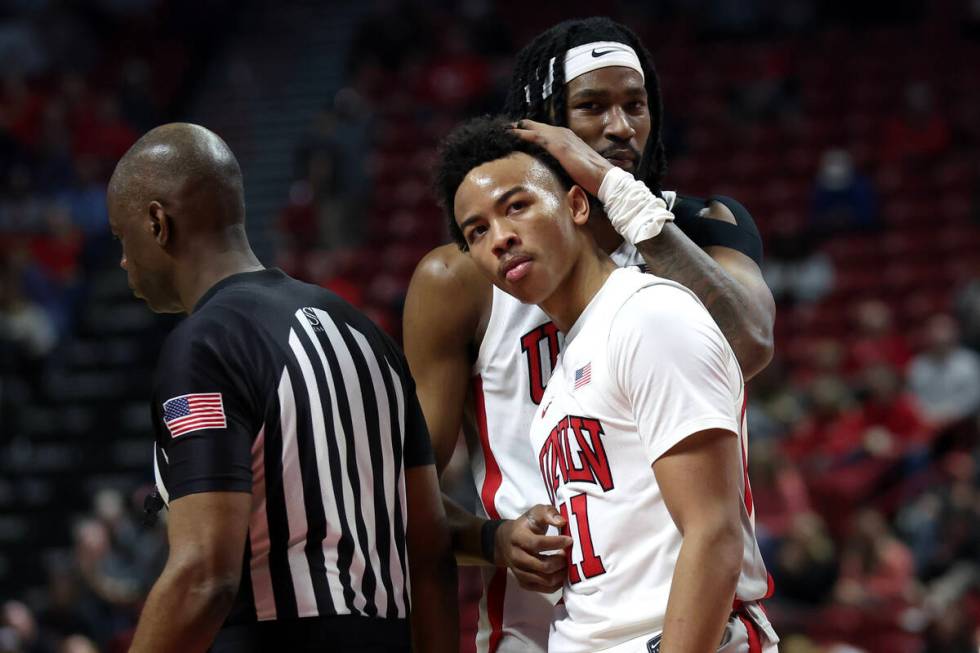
[148,200,171,247]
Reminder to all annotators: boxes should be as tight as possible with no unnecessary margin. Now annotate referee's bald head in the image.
[107,123,251,313]
[109,122,245,232]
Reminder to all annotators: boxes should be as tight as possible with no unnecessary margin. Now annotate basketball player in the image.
[107,123,456,652]
[404,17,775,652]
[437,115,778,652]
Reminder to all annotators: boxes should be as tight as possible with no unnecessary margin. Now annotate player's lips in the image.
[499,254,533,283]
[603,149,637,169]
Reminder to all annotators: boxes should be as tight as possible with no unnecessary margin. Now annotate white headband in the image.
[526,41,645,103]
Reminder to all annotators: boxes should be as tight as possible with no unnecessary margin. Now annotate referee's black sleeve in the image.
[151,319,254,500]
[401,374,435,469]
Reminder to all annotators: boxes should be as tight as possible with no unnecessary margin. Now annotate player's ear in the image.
[567,185,590,226]
[148,200,170,247]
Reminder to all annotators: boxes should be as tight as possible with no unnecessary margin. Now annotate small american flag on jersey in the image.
[162,393,226,438]
[574,362,592,389]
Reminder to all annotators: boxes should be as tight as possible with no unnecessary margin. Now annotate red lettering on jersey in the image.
[520,322,561,405]
[538,424,567,504]
[569,417,614,491]
[558,501,581,584]
[569,493,606,580]
[538,417,612,585]
[538,415,615,495]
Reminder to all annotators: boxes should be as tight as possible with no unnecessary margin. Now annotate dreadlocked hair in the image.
[434,115,576,251]
[503,17,667,194]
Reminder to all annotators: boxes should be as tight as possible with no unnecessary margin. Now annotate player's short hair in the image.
[503,17,667,194]
[435,115,575,251]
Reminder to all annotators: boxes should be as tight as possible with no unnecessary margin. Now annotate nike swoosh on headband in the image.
[591,48,615,57]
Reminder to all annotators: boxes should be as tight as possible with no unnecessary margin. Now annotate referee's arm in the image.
[406,464,459,653]
[401,365,459,653]
[129,491,249,653]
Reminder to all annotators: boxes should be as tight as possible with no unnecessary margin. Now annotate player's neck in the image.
[176,243,264,313]
[540,248,616,333]
[588,210,625,254]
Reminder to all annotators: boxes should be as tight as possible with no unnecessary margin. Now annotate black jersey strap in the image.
[671,195,764,267]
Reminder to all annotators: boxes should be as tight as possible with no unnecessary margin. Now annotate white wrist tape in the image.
[597,167,674,244]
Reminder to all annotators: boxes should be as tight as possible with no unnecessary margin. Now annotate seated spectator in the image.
[415,25,490,111]
[1,599,52,653]
[764,221,835,305]
[782,375,864,471]
[71,96,137,163]
[57,156,108,239]
[772,512,838,607]
[907,315,980,427]
[30,205,82,286]
[846,300,913,375]
[809,149,879,236]
[833,509,920,611]
[1,74,45,148]
[0,259,57,386]
[861,364,935,458]
[896,452,980,586]
[880,81,951,166]
[750,441,814,543]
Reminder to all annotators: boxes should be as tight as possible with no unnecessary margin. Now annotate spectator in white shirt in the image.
[907,314,980,426]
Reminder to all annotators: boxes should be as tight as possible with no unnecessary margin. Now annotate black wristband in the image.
[480,519,506,564]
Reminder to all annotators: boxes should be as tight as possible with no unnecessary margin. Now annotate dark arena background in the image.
[1,1,979,652]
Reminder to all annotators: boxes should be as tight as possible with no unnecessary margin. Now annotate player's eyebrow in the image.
[568,88,609,102]
[569,85,647,102]
[459,185,528,232]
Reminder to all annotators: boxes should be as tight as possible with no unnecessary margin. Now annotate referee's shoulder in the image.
[158,306,232,357]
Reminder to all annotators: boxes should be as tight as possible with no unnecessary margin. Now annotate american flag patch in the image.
[162,393,226,438]
[574,363,592,389]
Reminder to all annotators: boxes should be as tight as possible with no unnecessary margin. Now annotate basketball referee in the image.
[107,123,457,653]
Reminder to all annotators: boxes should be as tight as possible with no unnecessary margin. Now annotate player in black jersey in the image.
[107,123,457,653]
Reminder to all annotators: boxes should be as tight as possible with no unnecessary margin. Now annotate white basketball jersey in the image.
[529,267,774,653]
[462,198,675,653]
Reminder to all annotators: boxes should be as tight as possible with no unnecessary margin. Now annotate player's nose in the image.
[604,106,636,142]
[490,220,520,258]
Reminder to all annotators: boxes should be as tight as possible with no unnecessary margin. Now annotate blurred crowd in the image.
[2,0,979,652]
[0,488,165,653]
[0,2,233,652]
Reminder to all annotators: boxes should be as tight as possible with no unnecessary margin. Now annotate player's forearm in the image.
[129,561,237,653]
[443,494,492,565]
[660,525,742,653]
[409,525,459,652]
[635,225,773,378]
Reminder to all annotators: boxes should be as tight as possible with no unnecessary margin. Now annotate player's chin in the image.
[497,279,548,306]
[494,280,532,304]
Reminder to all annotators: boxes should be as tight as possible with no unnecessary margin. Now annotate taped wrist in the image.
[598,167,674,244]
[481,519,506,565]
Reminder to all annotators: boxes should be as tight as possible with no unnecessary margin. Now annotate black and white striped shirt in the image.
[150,268,432,633]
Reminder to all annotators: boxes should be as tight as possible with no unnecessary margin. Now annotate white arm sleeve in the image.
[608,284,742,465]
[597,167,674,244]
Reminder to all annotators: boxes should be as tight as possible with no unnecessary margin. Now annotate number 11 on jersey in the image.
[560,493,607,584]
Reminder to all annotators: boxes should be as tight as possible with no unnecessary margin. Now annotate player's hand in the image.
[494,504,573,593]
[511,119,613,196]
